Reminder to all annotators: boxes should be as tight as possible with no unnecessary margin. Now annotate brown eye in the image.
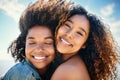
[28,42,36,45]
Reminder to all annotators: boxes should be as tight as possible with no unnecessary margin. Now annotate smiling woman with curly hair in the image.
[51,5,120,80]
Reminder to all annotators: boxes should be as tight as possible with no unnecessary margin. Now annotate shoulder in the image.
[51,55,90,80]
[2,62,39,80]
[2,62,23,80]
[4,62,24,74]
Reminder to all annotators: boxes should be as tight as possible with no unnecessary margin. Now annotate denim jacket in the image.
[2,59,42,80]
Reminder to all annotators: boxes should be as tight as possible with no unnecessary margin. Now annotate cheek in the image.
[46,47,55,55]
[25,46,33,56]
[56,27,66,40]
[47,48,55,61]
[50,49,55,56]
[50,52,55,60]
[57,27,66,34]
[25,48,29,57]
[74,38,86,50]
[74,38,84,47]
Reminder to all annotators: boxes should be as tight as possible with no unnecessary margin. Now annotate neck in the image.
[38,67,47,76]
[62,53,77,61]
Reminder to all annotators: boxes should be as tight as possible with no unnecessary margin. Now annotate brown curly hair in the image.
[85,13,119,80]
[56,6,120,80]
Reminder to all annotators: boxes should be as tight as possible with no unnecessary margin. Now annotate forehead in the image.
[69,15,89,24]
[27,26,53,38]
[67,15,90,34]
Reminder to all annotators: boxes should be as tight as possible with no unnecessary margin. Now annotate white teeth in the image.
[34,56,45,60]
[61,38,70,45]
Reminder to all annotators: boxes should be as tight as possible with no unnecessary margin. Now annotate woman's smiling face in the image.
[25,26,55,70]
[56,15,90,55]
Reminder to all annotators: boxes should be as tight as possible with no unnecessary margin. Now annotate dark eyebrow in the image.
[27,36,54,40]
[67,19,73,23]
[27,37,34,39]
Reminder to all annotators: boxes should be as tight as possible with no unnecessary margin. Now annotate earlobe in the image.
[82,44,86,49]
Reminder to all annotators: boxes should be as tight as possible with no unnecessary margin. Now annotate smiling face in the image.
[25,26,55,71]
[56,15,90,59]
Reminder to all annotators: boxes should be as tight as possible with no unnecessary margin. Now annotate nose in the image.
[36,43,43,51]
[66,30,73,38]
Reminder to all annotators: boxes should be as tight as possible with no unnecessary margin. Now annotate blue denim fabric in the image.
[2,59,41,80]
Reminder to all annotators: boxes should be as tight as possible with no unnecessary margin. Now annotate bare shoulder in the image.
[51,55,90,80]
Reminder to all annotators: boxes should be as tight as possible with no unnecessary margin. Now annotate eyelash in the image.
[44,42,53,45]
[28,42,35,45]
[64,23,71,29]
[77,32,83,36]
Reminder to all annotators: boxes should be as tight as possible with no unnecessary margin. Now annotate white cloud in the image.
[0,0,25,22]
[107,19,120,46]
[100,3,114,17]
[105,19,120,33]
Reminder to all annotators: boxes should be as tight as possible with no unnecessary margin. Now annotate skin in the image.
[51,55,90,80]
[51,15,90,80]
[56,15,90,60]
[25,26,55,75]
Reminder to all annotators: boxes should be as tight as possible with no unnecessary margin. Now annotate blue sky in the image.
[0,0,120,76]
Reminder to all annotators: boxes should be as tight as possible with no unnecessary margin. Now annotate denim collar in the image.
[25,59,41,79]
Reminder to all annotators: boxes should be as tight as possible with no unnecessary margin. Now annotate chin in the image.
[57,48,67,54]
[33,63,47,69]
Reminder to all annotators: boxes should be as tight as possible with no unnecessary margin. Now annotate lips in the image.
[32,55,47,61]
[59,37,72,46]
[33,56,46,60]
